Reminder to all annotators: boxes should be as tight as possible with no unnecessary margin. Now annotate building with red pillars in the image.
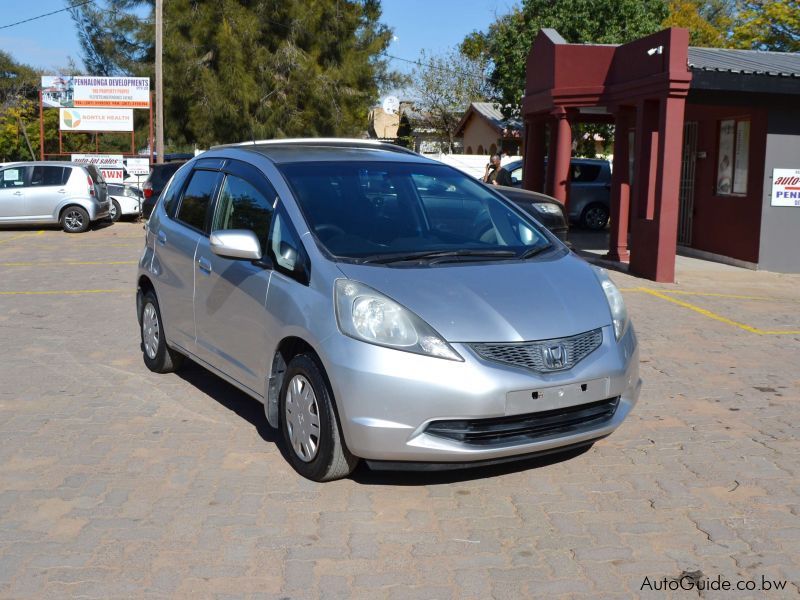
[521,28,800,282]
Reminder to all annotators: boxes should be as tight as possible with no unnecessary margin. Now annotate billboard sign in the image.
[125,158,151,176]
[42,76,150,108]
[771,168,800,207]
[71,154,126,183]
[60,108,134,132]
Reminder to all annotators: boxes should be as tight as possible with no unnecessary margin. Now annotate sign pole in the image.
[155,0,164,164]
[39,90,44,160]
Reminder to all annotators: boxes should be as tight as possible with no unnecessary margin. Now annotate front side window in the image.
[278,161,552,263]
[176,170,221,232]
[0,168,24,188]
[212,174,274,252]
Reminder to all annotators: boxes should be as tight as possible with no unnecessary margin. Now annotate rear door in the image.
[27,165,70,219]
[0,166,28,219]
[193,161,275,394]
[153,166,222,352]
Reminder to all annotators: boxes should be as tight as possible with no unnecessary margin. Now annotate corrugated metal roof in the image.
[469,102,522,131]
[688,47,800,78]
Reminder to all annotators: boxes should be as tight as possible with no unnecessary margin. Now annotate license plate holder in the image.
[506,378,611,415]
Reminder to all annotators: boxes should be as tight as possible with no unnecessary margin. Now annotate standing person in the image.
[483,153,513,187]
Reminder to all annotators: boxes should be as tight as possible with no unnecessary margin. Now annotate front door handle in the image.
[197,257,212,274]
[57,188,67,194]
[13,191,22,196]
[157,230,167,246]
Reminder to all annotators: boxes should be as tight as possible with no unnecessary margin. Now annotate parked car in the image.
[107,183,143,222]
[141,161,187,219]
[0,161,110,233]
[505,158,612,230]
[492,185,568,241]
[137,139,640,481]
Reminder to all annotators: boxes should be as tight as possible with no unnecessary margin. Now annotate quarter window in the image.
[176,170,221,232]
[212,174,274,252]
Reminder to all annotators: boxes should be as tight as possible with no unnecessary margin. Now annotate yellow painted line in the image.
[0,230,45,245]
[657,290,774,301]
[0,289,128,296]
[638,288,800,335]
[0,260,137,267]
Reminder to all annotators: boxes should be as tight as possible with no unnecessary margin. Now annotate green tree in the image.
[0,51,42,161]
[732,0,799,52]
[408,49,491,153]
[461,0,669,119]
[69,0,402,149]
[663,0,735,46]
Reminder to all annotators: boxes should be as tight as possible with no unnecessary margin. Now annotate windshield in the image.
[278,161,553,262]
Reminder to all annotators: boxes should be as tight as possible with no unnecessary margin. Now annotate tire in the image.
[60,206,90,233]
[580,203,609,231]
[279,353,358,481]
[140,290,184,373]
[109,200,121,222]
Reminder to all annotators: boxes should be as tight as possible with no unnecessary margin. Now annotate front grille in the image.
[469,328,602,373]
[424,397,619,446]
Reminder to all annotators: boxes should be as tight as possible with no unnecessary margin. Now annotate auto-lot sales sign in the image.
[772,168,800,207]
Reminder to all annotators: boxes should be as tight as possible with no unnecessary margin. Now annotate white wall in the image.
[425,153,522,179]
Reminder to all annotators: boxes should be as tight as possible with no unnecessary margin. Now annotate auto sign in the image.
[771,168,800,207]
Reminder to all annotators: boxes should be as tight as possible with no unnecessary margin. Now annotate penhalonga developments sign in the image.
[42,76,150,109]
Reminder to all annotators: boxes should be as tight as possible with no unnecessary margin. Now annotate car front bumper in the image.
[320,324,640,462]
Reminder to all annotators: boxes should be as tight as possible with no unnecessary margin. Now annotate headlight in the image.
[593,267,629,340]
[533,202,562,215]
[334,279,462,361]
[123,186,136,198]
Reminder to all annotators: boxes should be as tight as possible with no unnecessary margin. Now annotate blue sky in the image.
[2,0,517,72]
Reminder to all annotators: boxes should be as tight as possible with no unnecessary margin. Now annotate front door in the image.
[194,165,275,396]
[0,166,28,219]
[678,121,698,246]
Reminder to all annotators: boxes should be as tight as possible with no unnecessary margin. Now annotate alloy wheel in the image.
[64,210,85,231]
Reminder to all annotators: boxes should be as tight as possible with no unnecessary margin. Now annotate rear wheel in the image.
[61,206,90,233]
[580,203,609,231]
[109,200,121,222]
[140,290,184,373]
[280,353,358,481]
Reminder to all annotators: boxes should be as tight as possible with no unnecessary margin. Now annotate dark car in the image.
[505,158,611,230]
[141,161,187,219]
[492,185,568,241]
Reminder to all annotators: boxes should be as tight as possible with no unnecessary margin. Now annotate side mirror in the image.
[278,240,298,270]
[209,229,262,261]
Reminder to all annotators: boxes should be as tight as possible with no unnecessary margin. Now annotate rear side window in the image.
[152,163,184,187]
[161,164,192,217]
[570,163,601,183]
[176,170,221,232]
[30,166,68,187]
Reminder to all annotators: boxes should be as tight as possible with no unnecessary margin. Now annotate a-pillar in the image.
[628,96,686,282]
[522,116,546,192]
[548,107,572,206]
[607,106,634,262]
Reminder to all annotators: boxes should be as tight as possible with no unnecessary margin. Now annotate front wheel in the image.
[580,203,609,231]
[61,206,90,233]
[279,354,358,481]
[140,290,184,373]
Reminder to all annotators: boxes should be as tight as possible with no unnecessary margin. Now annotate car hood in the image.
[336,253,612,342]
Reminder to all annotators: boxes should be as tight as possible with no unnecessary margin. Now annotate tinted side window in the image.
[153,163,183,187]
[571,164,601,183]
[0,168,24,188]
[30,166,67,186]
[212,175,274,252]
[162,164,192,218]
[176,170,220,232]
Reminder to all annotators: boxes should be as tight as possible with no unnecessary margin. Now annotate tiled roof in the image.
[688,47,800,78]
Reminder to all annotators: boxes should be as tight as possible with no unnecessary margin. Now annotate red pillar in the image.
[550,108,572,206]
[607,107,634,262]
[523,116,546,192]
[628,96,686,282]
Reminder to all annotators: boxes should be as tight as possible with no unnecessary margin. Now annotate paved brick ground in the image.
[0,222,798,599]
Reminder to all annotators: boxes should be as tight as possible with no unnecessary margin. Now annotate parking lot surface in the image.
[0,222,798,598]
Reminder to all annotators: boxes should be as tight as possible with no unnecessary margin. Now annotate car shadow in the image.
[176,360,594,486]
[176,360,278,444]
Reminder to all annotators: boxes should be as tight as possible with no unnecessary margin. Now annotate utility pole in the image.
[155,0,164,164]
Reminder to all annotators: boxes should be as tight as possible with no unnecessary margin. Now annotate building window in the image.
[716,119,750,196]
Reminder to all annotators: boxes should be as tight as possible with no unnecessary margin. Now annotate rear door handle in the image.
[197,257,212,274]
[57,188,66,193]
[13,191,22,196]
[157,231,167,246]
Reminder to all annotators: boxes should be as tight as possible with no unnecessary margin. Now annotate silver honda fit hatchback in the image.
[137,139,640,481]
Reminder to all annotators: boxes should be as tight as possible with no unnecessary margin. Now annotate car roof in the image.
[213,138,431,165]
[0,161,82,167]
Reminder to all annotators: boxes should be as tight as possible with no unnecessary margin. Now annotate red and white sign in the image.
[71,154,125,183]
[771,168,800,207]
[60,108,134,132]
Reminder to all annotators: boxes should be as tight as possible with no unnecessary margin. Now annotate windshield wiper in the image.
[361,249,517,264]
[518,244,552,259]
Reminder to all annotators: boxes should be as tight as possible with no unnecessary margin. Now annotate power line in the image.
[0,0,94,31]
[382,52,489,81]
